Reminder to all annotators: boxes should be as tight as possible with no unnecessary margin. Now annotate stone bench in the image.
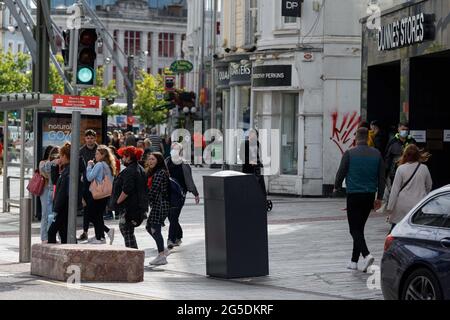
[31,244,145,283]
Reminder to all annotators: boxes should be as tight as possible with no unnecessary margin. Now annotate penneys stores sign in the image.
[378,13,435,51]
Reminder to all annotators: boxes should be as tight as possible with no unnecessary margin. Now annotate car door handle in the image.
[441,238,450,249]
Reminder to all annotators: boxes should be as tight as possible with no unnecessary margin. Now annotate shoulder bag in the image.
[90,163,113,200]
[399,163,421,194]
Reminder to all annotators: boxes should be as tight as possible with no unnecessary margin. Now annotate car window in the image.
[412,193,450,228]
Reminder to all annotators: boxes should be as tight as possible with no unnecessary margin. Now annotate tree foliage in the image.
[134,72,167,127]
[0,51,31,93]
[48,54,65,94]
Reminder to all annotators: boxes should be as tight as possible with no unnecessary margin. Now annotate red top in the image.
[0,142,3,156]
[147,176,153,189]
[115,159,121,176]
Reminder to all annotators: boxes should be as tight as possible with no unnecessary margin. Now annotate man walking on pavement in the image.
[78,129,98,241]
[385,122,416,183]
[334,127,385,272]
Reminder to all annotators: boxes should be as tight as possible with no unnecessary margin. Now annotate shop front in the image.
[251,56,302,195]
[362,0,450,188]
[221,54,252,170]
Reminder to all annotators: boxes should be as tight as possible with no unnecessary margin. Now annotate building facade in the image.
[0,1,31,56]
[51,0,187,98]
[213,0,368,196]
[361,0,450,189]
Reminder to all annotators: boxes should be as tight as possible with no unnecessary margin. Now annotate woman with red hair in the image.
[111,146,148,249]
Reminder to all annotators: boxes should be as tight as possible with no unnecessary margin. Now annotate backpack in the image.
[169,177,185,209]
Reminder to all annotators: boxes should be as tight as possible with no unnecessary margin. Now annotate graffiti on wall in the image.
[330,111,361,155]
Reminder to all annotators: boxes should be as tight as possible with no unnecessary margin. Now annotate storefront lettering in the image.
[378,13,435,51]
[252,65,292,87]
[230,64,251,77]
[218,70,230,81]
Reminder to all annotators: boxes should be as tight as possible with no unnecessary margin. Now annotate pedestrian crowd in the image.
[334,121,432,272]
[34,127,199,266]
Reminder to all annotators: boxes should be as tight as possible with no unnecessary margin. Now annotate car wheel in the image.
[401,268,443,300]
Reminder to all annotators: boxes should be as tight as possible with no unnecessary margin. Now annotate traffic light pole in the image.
[127,55,135,132]
[32,0,50,93]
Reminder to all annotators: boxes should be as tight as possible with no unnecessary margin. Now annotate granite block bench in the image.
[31,244,145,283]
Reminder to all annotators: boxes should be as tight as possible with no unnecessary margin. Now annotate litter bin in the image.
[203,171,269,278]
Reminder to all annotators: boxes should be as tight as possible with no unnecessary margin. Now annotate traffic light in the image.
[74,28,98,86]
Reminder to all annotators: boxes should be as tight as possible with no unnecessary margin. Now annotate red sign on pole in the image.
[52,95,102,115]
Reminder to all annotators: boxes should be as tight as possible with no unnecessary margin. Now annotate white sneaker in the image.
[362,254,375,273]
[164,249,171,257]
[149,255,168,266]
[90,238,106,245]
[347,261,358,270]
[107,228,115,245]
[174,239,182,247]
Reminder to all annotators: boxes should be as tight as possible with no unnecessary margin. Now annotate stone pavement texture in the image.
[0,168,389,300]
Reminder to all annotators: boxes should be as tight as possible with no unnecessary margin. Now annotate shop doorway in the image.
[367,62,401,137]
[410,51,450,189]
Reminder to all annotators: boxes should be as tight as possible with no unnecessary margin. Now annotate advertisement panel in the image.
[37,112,106,162]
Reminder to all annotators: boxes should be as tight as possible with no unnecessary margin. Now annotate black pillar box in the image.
[203,171,269,279]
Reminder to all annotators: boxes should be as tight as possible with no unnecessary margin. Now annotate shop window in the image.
[238,86,251,131]
[281,94,298,175]
[113,30,118,52]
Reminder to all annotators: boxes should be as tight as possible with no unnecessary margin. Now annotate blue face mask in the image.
[399,130,409,138]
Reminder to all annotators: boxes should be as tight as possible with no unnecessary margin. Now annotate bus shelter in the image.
[0,93,52,213]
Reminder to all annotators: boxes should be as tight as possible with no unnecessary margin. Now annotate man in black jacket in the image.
[78,129,98,241]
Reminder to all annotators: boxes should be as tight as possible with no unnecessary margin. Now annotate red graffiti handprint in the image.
[331,111,361,155]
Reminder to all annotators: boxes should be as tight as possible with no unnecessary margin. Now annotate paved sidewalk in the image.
[0,168,389,300]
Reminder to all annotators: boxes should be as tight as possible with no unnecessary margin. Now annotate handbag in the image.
[89,164,113,200]
[27,170,46,196]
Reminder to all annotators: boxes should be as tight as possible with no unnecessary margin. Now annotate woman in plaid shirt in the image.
[146,152,171,266]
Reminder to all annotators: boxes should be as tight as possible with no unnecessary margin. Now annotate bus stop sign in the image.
[52,94,102,115]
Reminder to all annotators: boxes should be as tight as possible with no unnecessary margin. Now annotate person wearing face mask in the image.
[385,122,417,184]
[165,142,200,249]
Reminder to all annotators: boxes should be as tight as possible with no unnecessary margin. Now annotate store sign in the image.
[444,130,450,142]
[282,0,303,17]
[252,65,292,87]
[410,130,426,143]
[217,66,230,87]
[52,94,102,115]
[378,13,435,51]
[170,60,193,73]
[229,61,252,85]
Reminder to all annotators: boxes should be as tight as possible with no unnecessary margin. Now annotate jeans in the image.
[168,199,185,242]
[39,186,50,241]
[347,193,375,263]
[146,222,164,253]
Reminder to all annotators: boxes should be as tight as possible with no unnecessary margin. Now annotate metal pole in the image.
[32,0,50,93]
[127,55,134,132]
[20,109,25,200]
[19,197,32,262]
[211,0,217,130]
[198,0,205,132]
[2,110,8,212]
[67,111,81,244]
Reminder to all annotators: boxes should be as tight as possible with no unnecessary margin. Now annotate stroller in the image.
[254,167,273,213]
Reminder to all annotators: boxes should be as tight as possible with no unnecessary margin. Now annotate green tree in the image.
[0,51,31,93]
[134,72,167,127]
[81,66,118,99]
[49,54,65,94]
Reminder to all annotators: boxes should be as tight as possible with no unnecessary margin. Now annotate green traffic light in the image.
[77,67,94,83]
